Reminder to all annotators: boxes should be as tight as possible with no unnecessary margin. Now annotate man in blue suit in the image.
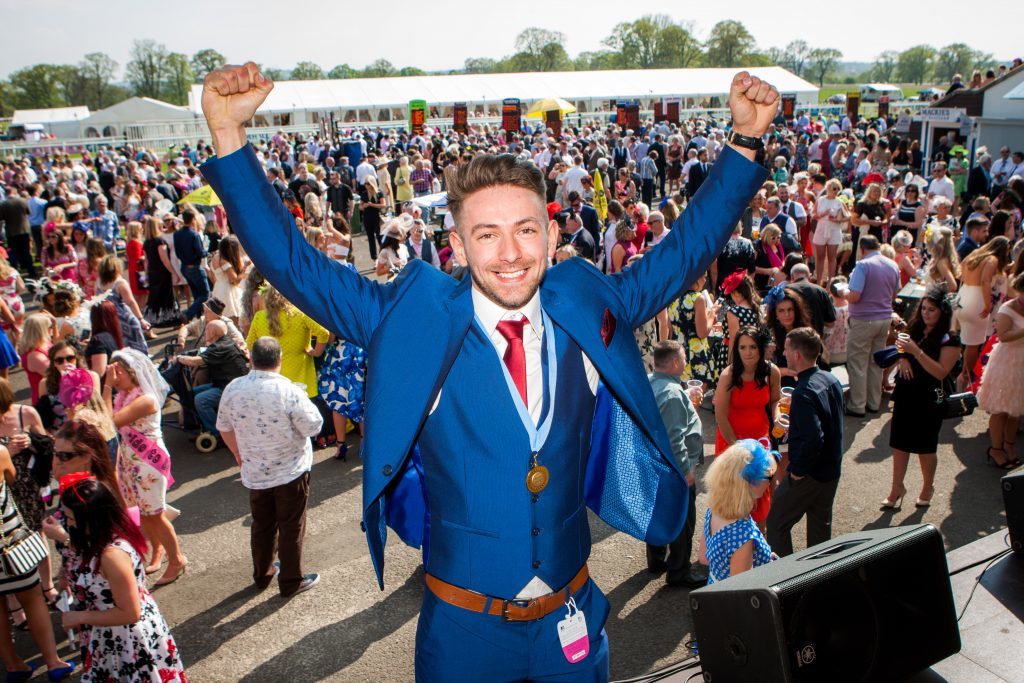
[200,64,778,682]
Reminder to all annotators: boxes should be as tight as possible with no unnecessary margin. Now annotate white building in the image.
[11,106,90,138]
[187,66,818,127]
[79,97,198,138]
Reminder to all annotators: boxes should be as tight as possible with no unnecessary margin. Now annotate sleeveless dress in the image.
[713,303,760,370]
[0,330,19,372]
[0,480,40,595]
[670,290,719,389]
[318,340,368,423]
[704,509,773,584]
[210,260,242,318]
[115,387,170,515]
[890,333,961,454]
[126,239,148,297]
[75,538,187,682]
[977,302,1024,416]
[0,272,22,330]
[715,379,774,524]
[21,345,48,403]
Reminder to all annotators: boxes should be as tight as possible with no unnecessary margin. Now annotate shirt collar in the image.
[472,285,543,340]
[651,371,682,386]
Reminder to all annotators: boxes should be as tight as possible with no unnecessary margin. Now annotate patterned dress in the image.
[115,387,169,516]
[75,538,187,682]
[704,509,773,584]
[0,272,22,330]
[713,303,760,371]
[317,340,368,423]
[670,290,718,388]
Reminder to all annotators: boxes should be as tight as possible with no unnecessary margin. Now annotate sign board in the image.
[501,98,521,134]
[893,114,912,134]
[878,96,890,119]
[918,107,963,123]
[545,110,562,137]
[453,102,468,134]
[657,97,681,123]
[781,93,796,120]
[408,99,426,135]
[846,92,860,124]
[616,101,640,132]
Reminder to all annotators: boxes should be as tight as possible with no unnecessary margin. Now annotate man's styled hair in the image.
[652,340,683,369]
[859,235,881,252]
[786,326,822,360]
[252,336,282,370]
[445,154,545,223]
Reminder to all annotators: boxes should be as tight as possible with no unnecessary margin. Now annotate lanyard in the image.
[474,308,558,453]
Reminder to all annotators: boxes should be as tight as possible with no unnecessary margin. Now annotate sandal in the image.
[41,585,60,610]
[10,607,29,631]
[986,447,1015,470]
[1003,441,1021,467]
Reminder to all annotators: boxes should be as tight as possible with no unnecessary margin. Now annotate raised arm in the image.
[611,73,776,328]
[199,63,387,348]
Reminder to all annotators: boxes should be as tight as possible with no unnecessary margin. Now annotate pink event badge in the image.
[557,599,590,664]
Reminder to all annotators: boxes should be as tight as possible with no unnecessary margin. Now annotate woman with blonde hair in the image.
[361,175,386,261]
[959,236,1011,386]
[0,256,25,343]
[18,313,52,403]
[124,220,148,308]
[303,191,323,227]
[814,178,849,284]
[891,230,921,287]
[245,284,328,399]
[697,440,777,583]
[922,225,959,292]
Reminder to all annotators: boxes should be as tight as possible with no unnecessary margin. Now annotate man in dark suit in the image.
[686,148,710,198]
[966,154,992,203]
[649,134,667,198]
[559,211,597,263]
[563,191,601,245]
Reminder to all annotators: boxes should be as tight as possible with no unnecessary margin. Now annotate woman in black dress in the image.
[141,215,177,327]
[882,286,961,510]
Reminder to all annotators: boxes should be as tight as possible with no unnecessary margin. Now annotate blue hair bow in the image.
[737,438,781,484]
[763,283,787,311]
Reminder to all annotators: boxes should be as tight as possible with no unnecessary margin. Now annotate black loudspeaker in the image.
[690,524,960,682]
[1003,468,1024,554]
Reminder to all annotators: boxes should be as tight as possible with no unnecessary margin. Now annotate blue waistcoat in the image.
[418,319,594,598]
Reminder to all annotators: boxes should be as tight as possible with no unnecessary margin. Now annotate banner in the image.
[502,98,521,133]
[877,96,890,119]
[545,109,562,138]
[657,98,681,123]
[409,99,426,135]
[616,101,640,132]
[846,92,860,124]
[453,102,468,134]
[781,94,796,120]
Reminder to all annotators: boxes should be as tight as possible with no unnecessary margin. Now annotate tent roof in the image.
[188,66,817,114]
[862,83,903,91]
[82,97,194,126]
[12,107,90,124]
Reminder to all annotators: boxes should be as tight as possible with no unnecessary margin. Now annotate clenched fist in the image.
[727,71,780,139]
[202,62,275,156]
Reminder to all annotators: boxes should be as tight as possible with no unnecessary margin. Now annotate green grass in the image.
[816,82,945,102]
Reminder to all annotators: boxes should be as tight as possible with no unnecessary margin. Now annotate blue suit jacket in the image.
[202,145,766,588]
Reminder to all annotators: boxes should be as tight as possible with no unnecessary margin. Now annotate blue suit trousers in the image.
[415,579,610,683]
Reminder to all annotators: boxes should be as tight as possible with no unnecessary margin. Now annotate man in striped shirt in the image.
[639,150,659,208]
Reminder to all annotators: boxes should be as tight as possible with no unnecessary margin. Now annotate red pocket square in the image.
[601,309,616,347]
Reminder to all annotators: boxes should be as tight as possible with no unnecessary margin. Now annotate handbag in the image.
[18,407,55,487]
[0,484,48,577]
[935,375,978,420]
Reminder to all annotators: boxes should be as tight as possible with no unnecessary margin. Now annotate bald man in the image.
[178,319,250,438]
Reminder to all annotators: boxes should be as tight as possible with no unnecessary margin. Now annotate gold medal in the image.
[526,452,549,494]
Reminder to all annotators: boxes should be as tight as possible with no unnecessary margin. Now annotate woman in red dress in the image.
[124,220,148,308]
[714,326,781,528]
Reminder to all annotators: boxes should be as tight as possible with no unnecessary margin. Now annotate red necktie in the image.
[496,318,528,406]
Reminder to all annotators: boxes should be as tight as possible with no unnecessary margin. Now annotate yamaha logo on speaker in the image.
[797,645,816,666]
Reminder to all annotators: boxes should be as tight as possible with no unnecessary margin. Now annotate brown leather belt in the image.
[425,564,589,622]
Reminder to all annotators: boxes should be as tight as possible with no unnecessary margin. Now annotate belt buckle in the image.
[502,598,530,622]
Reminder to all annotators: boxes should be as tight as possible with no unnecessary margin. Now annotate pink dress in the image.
[42,244,77,282]
[612,241,638,273]
[0,272,22,330]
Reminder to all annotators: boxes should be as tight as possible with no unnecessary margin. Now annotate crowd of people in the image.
[0,61,1021,676]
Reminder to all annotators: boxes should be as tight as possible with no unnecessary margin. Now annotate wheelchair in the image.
[158,345,221,453]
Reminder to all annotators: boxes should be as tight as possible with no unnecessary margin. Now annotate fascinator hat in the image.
[763,283,788,311]
[58,368,95,410]
[720,270,747,295]
[736,438,781,485]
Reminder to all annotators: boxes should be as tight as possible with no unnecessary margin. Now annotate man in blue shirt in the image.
[766,327,845,557]
[172,209,209,319]
[27,184,48,259]
[646,341,708,587]
[89,195,120,254]
[956,215,989,262]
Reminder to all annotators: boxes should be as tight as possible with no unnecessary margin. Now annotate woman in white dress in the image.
[102,349,187,586]
[977,272,1024,468]
[209,236,248,326]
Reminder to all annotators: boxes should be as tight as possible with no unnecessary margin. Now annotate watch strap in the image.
[727,131,765,151]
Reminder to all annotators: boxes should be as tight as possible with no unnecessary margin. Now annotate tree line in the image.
[0,18,1001,117]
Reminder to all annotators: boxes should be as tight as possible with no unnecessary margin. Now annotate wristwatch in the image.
[727,130,765,151]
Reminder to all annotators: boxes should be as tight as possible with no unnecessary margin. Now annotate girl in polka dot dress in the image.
[698,439,777,583]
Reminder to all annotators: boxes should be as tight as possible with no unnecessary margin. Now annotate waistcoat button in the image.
[532,560,541,569]
[382,464,393,476]
[532,527,540,536]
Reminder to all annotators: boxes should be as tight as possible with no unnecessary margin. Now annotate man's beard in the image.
[467,260,547,311]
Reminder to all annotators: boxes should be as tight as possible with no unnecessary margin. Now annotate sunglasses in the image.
[54,450,84,463]
[53,354,77,365]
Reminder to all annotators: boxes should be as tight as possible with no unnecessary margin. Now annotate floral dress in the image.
[713,303,760,372]
[670,290,718,388]
[115,387,169,515]
[0,272,22,330]
[75,538,187,682]
[317,340,368,423]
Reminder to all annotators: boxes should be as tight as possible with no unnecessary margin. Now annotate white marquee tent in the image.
[79,97,196,137]
[11,107,90,138]
[188,66,818,125]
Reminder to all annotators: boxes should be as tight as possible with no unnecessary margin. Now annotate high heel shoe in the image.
[986,447,1016,470]
[880,485,907,511]
[915,486,935,508]
[46,661,75,681]
[1003,441,1021,467]
[154,560,188,587]
[5,662,36,682]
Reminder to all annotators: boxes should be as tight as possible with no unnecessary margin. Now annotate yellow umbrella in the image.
[177,185,221,207]
[525,97,577,118]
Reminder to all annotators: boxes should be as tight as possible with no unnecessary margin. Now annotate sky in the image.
[1,0,1020,79]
